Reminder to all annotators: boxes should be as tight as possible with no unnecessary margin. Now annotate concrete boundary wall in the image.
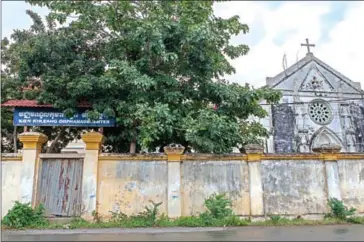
[2,132,364,219]
[2,153,23,217]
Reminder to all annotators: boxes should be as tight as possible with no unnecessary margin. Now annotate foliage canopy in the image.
[1,1,281,153]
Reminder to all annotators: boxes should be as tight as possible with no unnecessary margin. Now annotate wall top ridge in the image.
[99,153,167,161]
[1,154,22,161]
[39,153,85,159]
[96,152,364,161]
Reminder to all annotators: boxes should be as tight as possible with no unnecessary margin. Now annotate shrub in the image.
[198,193,247,227]
[130,200,162,226]
[198,212,222,226]
[325,198,356,220]
[204,193,233,219]
[92,210,102,223]
[110,200,163,227]
[109,210,127,223]
[141,201,162,224]
[2,201,48,229]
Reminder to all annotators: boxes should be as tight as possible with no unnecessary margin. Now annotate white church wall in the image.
[262,91,364,153]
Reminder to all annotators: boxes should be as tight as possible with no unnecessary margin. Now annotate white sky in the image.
[2,1,364,89]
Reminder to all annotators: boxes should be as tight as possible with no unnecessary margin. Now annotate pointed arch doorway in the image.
[310,127,344,152]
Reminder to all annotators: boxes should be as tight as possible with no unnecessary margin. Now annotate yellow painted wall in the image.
[2,150,363,219]
[97,159,168,218]
[2,156,22,218]
[96,154,363,218]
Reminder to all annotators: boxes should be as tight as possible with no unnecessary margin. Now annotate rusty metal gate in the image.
[37,156,83,217]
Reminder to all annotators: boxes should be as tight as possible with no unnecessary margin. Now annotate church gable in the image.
[299,63,334,92]
[314,60,363,94]
[266,40,364,95]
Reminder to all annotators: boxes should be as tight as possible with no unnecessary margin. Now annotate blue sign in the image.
[13,107,115,127]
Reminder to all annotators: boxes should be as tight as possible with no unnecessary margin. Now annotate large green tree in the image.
[1,10,85,153]
[3,0,281,153]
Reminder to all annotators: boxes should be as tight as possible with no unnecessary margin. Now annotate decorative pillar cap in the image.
[18,132,48,150]
[312,144,342,153]
[244,144,264,154]
[163,144,185,155]
[81,132,104,150]
[163,144,185,162]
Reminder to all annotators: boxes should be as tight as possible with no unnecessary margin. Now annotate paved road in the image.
[2,225,364,241]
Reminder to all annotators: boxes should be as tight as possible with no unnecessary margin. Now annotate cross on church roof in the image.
[301,38,315,54]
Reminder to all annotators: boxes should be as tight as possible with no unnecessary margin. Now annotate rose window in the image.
[308,101,332,125]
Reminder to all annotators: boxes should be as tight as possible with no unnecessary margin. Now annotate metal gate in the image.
[37,156,83,217]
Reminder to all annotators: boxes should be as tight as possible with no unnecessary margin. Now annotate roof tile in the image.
[1,100,92,108]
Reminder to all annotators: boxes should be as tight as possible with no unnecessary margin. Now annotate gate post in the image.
[81,131,104,220]
[245,144,264,217]
[18,132,48,207]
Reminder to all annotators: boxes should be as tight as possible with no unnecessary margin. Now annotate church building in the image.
[260,39,364,153]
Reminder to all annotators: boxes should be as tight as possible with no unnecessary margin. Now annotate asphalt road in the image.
[2,225,364,241]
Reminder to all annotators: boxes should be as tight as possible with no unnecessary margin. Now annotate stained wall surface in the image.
[2,157,22,217]
[97,160,168,217]
[338,159,364,213]
[2,151,364,219]
[261,160,328,215]
[181,160,250,216]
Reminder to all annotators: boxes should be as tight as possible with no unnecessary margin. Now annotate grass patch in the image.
[346,216,364,224]
[62,214,248,229]
[250,217,349,227]
[2,196,363,230]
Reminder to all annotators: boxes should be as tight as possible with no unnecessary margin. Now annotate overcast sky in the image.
[2,1,364,88]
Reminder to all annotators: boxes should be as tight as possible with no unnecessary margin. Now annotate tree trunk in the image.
[46,127,66,153]
[129,125,138,154]
[13,127,17,153]
[129,139,136,154]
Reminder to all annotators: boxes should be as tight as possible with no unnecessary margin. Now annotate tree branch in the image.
[46,127,66,153]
